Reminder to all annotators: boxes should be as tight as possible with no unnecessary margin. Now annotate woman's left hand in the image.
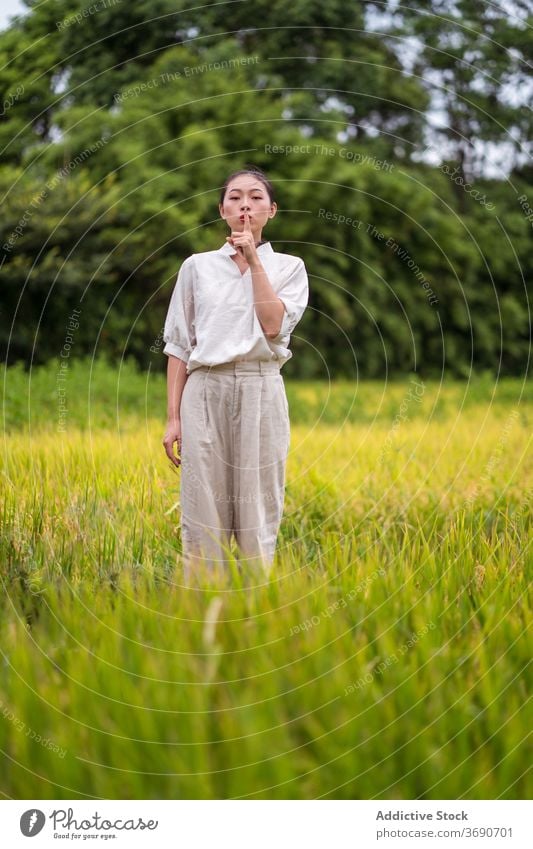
[226,212,258,264]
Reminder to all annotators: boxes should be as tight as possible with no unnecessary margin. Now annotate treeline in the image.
[0,0,531,378]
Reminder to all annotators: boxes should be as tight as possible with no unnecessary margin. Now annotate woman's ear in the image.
[269,202,278,219]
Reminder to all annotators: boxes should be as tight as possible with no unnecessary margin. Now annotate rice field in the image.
[1,358,531,799]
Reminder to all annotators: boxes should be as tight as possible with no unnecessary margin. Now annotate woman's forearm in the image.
[166,354,189,421]
[249,258,285,338]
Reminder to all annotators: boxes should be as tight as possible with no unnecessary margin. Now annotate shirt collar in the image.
[219,240,274,257]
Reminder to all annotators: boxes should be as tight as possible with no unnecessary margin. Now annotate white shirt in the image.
[163,240,309,373]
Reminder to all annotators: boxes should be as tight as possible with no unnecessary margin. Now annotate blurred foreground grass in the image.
[0,358,531,799]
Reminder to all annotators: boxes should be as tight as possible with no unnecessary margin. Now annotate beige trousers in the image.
[179,360,290,577]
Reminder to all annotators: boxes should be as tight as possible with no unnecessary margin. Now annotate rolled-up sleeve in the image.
[270,258,309,344]
[163,256,196,363]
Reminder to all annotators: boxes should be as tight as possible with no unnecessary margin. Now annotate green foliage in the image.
[3,356,530,432]
[0,1,531,377]
[394,0,533,180]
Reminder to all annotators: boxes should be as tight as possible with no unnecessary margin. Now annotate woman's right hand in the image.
[163,417,182,467]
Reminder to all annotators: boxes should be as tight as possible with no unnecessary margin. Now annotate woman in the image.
[162,167,308,579]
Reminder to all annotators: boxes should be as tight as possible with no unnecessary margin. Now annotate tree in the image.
[391,0,533,181]
[0,21,60,162]
[1,0,428,162]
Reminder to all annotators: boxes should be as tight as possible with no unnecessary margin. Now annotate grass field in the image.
[1,358,531,799]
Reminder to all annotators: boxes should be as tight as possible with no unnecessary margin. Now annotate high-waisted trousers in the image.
[179,360,290,576]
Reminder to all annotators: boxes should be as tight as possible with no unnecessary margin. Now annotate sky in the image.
[0,0,26,31]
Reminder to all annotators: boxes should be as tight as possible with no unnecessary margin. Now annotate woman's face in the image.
[219,175,277,236]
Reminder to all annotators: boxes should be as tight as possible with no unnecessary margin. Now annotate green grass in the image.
[0,358,531,799]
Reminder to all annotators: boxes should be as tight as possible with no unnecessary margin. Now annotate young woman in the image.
[162,167,308,579]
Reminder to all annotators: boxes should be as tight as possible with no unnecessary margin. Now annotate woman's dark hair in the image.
[219,166,275,205]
